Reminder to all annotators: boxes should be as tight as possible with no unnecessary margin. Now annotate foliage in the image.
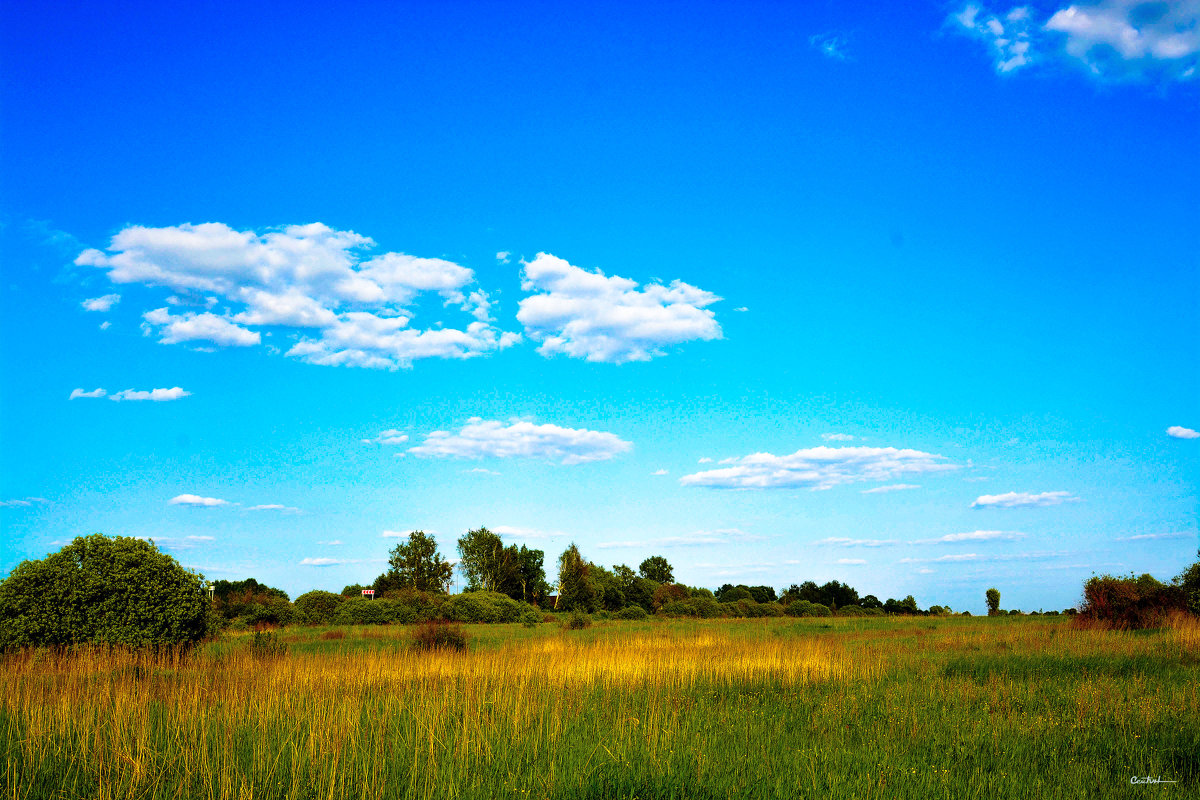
[441,591,534,624]
[784,600,831,617]
[383,531,453,593]
[0,534,213,649]
[249,631,287,660]
[411,620,467,652]
[782,580,857,609]
[588,564,627,611]
[651,583,689,611]
[457,529,549,603]
[341,584,367,596]
[213,578,295,625]
[986,588,1001,616]
[556,543,596,612]
[1176,554,1200,615]
[638,556,674,584]
[564,611,592,629]
[718,586,754,603]
[883,596,921,615]
[1075,572,1186,630]
[332,597,397,625]
[615,605,648,620]
[293,590,344,624]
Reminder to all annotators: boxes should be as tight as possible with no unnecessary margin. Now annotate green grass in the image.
[3,616,1197,799]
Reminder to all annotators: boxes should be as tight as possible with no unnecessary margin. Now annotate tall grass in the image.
[3,616,1197,798]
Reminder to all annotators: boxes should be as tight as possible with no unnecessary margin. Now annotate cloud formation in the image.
[679,446,956,490]
[952,1,1200,82]
[972,491,1080,508]
[246,504,301,513]
[169,494,229,507]
[861,483,921,494]
[0,497,49,508]
[811,536,898,548]
[300,557,344,566]
[77,222,519,370]
[72,387,191,401]
[597,528,761,549]
[362,429,409,445]
[81,294,120,312]
[516,253,722,363]
[408,418,632,464]
[810,32,851,60]
[914,530,1026,544]
[1167,425,1199,439]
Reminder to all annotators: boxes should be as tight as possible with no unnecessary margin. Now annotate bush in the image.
[0,534,213,649]
[294,590,344,624]
[411,620,467,652]
[441,591,534,624]
[615,605,648,620]
[564,611,592,629]
[651,583,689,611]
[1075,573,1186,630]
[249,631,287,660]
[332,597,395,625]
[784,601,832,618]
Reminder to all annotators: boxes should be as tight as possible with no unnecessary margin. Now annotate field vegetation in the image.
[4,614,1198,799]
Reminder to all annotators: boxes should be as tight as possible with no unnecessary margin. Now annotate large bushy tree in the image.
[639,556,674,584]
[556,543,595,611]
[0,534,212,648]
[385,531,453,592]
[458,527,515,593]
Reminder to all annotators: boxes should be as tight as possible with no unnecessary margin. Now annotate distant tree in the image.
[212,577,293,624]
[513,545,549,604]
[1176,552,1200,615]
[613,564,638,585]
[556,543,596,611]
[986,588,1001,616]
[718,585,754,603]
[884,595,920,615]
[639,556,674,584]
[386,531,453,593]
[341,584,367,597]
[860,594,883,610]
[0,534,212,648]
[624,577,657,612]
[589,564,627,611]
[294,590,344,624]
[748,585,778,604]
[652,583,689,611]
[458,528,517,594]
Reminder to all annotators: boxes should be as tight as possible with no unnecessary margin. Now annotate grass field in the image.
[3,615,1198,799]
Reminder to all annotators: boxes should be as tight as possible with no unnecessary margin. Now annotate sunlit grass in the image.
[3,616,1197,798]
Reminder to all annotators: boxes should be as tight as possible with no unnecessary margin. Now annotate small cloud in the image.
[465,467,501,475]
[680,445,956,490]
[408,418,631,465]
[822,433,856,442]
[698,457,713,463]
[733,306,748,313]
[362,428,409,446]
[1115,532,1193,542]
[246,504,301,513]
[972,491,1080,509]
[598,528,763,549]
[811,536,898,548]
[186,535,215,541]
[861,484,921,494]
[69,388,107,399]
[110,387,191,402]
[81,294,120,312]
[99,321,111,330]
[1167,426,1199,440]
[913,530,1025,544]
[652,469,669,476]
[810,32,851,61]
[834,558,867,566]
[318,539,345,546]
[300,557,344,566]
[917,568,935,574]
[0,497,49,508]
[496,251,512,264]
[169,494,230,507]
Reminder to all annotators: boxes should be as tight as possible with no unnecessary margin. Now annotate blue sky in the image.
[2,0,1197,614]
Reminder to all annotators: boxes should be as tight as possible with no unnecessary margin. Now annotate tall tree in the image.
[556,543,595,611]
[457,527,516,593]
[986,587,1001,616]
[639,555,674,584]
[386,531,453,592]
[514,545,549,603]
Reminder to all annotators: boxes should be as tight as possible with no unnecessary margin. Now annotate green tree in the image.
[294,590,344,624]
[386,531,453,592]
[639,556,674,584]
[458,527,517,593]
[986,587,1001,616]
[556,543,595,611]
[513,545,549,604]
[0,534,212,648]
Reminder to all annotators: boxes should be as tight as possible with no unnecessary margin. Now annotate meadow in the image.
[3,615,1197,799]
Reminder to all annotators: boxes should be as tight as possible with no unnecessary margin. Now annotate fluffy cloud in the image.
[362,429,409,446]
[952,1,1200,82]
[407,418,632,464]
[972,491,1080,508]
[861,483,921,494]
[914,530,1026,544]
[169,494,229,507]
[679,446,956,490]
[300,557,344,566]
[516,253,722,363]
[69,388,106,399]
[111,387,191,402]
[652,469,669,475]
[1167,425,1199,439]
[81,294,120,312]
[77,222,519,370]
[822,433,856,442]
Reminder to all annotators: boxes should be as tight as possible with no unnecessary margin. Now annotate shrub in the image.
[651,583,690,611]
[564,611,592,629]
[441,591,533,624]
[249,632,287,660]
[784,601,832,618]
[720,587,754,603]
[294,590,344,624]
[0,534,213,649]
[615,605,648,620]
[320,630,345,640]
[1075,573,1186,630]
[332,597,394,625]
[411,620,467,652]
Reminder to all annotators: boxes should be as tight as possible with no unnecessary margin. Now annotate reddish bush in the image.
[651,583,689,611]
[1074,573,1186,630]
[411,620,467,652]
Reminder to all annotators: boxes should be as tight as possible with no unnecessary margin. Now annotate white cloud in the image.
[493,525,565,540]
[70,388,106,399]
[901,551,1064,564]
[914,530,1026,544]
[652,469,669,475]
[362,429,409,446]
[0,497,49,508]
[810,32,851,60]
[951,1,1200,82]
[246,504,301,513]
[1168,425,1199,439]
[142,307,261,347]
[861,483,921,494]
[679,445,956,490]
[972,491,1080,508]
[110,387,190,402]
[99,321,111,330]
[81,294,120,312]
[300,557,344,566]
[407,418,632,465]
[822,433,856,442]
[1115,531,1194,541]
[835,558,867,565]
[733,306,748,312]
[698,457,714,463]
[318,539,345,546]
[599,528,762,549]
[169,494,229,507]
[516,253,722,363]
[77,222,520,370]
[812,536,899,548]
[496,251,511,264]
